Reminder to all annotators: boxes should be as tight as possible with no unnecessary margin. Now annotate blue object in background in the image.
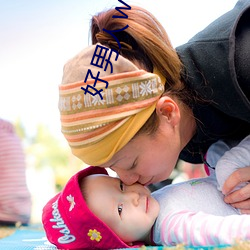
[0,225,232,250]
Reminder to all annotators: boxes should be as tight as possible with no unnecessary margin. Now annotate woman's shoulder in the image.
[176,0,250,123]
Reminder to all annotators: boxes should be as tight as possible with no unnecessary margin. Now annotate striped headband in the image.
[59,44,165,165]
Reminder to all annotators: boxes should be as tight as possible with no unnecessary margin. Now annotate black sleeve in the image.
[235,7,250,100]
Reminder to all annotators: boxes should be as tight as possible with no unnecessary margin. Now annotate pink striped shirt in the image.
[0,119,31,224]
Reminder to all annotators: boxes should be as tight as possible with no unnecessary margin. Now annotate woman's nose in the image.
[112,168,139,185]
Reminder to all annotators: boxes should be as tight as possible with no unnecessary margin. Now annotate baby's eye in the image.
[120,180,124,191]
[118,204,123,216]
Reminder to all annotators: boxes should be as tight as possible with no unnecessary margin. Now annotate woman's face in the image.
[100,118,182,186]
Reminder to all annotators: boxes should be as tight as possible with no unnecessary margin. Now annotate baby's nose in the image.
[126,191,140,206]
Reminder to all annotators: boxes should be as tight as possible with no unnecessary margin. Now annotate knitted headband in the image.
[42,166,141,249]
[59,43,165,165]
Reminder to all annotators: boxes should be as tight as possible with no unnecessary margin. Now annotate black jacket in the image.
[176,0,250,163]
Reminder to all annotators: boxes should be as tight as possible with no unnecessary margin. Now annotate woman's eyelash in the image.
[120,180,124,191]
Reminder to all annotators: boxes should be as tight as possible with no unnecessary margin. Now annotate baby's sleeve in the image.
[205,139,232,178]
[159,210,250,247]
[215,135,250,192]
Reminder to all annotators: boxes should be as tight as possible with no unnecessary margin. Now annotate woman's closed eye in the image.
[120,180,124,191]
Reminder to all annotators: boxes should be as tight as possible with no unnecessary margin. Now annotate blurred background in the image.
[0,0,238,223]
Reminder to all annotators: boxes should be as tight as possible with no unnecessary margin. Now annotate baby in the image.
[42,135,250,249]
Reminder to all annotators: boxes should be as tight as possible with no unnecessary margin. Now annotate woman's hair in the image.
[90,6,193,135]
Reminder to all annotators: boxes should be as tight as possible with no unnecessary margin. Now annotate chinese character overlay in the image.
[81,69,109,100]
[112,0,131,19]
[81,0,131,99]
[90,44,119,73]
[102,25,129,50]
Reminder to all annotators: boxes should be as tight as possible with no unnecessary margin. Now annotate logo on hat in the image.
[88,229,102,242]
[66,194,76,211]
[50,199,76,244]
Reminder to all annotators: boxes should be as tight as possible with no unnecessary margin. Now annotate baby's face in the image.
[84,174,160,244]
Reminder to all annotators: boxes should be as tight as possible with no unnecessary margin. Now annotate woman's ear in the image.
[156,96,180,126]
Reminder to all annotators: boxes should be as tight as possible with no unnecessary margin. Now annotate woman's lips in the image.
[143,177,154,186]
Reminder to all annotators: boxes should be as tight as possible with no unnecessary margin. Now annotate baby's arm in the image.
[159,210,250,247]
[215,135,250,193]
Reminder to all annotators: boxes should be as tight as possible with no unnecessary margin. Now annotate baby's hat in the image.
[42,166,138,249]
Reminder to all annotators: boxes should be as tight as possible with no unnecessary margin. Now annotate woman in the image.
[59,0,250,211]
